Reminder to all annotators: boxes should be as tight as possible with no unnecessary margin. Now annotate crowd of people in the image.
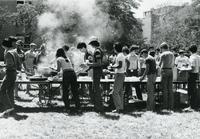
[0,35,200,117]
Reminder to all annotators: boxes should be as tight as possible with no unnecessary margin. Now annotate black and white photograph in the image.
[0,0,200,138]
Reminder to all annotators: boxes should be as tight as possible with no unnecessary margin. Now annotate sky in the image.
[134,0,192,18]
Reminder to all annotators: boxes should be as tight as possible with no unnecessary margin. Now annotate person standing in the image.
[159,42,174,110]
[56,47,80,113]
[14,40,25,98]
[126,45,142,100]
[110,43,126,113]
[0,36,21,117]
[187,44,200,110]
[175,50,190,81]
[24,43,36,75]
[87,38,104,113]
[140,49,157,111]
[24,43,36,94]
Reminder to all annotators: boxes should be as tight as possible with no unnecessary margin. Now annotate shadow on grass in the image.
[12,113,28,121]
[15,97,33,102]
[100,113,120,120]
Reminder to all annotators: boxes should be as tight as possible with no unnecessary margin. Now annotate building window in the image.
[17,0,32,5]
[17,0,24,4]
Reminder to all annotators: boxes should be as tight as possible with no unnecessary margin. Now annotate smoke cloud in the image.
[37,0,120,71]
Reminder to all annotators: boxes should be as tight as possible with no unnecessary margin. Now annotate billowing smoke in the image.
[37,0,120,73]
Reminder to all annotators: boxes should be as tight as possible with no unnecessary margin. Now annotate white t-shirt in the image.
[57,57,73,71]
[175,55,190,68]
[115,53,126,73]
[24,50,36,69]
[127,53,140,70]
[189,53,200,73]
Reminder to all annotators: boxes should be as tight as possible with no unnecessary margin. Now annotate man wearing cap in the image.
[24,43,36,75]
[0,36,21,117]
[159,42,174,111]
[87,38,104,113]
[24,43,36,94]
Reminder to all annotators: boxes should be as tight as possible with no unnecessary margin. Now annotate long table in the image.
[0,77,199,107]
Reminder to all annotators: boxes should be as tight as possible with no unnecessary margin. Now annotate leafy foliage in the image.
[12,2,47,42]
[97,0,144,49]
[0,7,12,31]
[151,2,200,51]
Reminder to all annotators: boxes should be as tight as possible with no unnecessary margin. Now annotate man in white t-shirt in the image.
[187,44,200,110]
[175,50,190,69]
[110,42,126,113]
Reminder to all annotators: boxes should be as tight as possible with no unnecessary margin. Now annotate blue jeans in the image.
[188,73,198,109]
[147,74,157,111]
[113,73,125,110]
[0,71,16,110]
[161,69,174,110]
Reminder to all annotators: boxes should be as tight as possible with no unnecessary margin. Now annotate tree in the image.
[96,0,144,50]
[150,3,200,50]
[0,7,12,31]
[12,2,47,43]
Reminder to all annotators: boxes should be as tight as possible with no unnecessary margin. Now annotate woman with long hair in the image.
[56,47,80,113]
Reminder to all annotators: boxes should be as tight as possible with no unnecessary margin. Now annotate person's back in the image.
[160,51,174,69]
[57,57,73,71]
[146,55,157,75]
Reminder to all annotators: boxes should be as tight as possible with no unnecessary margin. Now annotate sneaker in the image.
[0,108,15,118]
[183,107,194,112]
[112,109,120,113]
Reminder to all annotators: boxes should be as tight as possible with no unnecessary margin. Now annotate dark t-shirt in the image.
[145,55,157,75]
[93,48,103,75]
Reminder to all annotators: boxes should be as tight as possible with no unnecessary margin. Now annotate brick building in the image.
[142,5,184,45]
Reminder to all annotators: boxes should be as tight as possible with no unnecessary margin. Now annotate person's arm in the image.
[175,57,178,67]
[159,54,163,68]
[56,60,61,72]
[140,62,149,81]
[112,61,122,69]
[126,58,130,70]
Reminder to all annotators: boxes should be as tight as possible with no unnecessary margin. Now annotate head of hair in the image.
[141,49,148,55]
[114,42,122,53]
[8,36,17,42]
[77,42,87,49]
[179,49,185,54]
[2,38,13,48]
[189,44,197,53]
[130,45,139,52]
[88,40,100,47]
[122,46,129,54]
[160,42,169,50]
[56,48,67,58]
[149,51,156,57]
[62,45,69,51]
[148,46,154,51]
[156,48,160,52]
[16,40,23,46]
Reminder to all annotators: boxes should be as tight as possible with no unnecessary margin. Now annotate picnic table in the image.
[0,77,199,108]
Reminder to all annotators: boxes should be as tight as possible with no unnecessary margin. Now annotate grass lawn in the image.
[1,91,200,139]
